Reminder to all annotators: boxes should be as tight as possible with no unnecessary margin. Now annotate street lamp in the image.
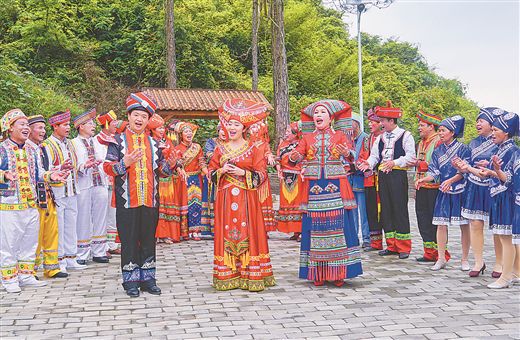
[332,0,394,130]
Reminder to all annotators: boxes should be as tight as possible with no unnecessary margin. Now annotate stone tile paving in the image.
[1,200,519,339]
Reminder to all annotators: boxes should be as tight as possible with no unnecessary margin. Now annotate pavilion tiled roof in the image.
[143,88,272,119]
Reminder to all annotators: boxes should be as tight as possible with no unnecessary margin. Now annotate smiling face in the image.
[491,126,508,145]
[418,121,435,140]
[438,125,455,144]
[154,125,166,140]
[313,105,332,130]
[108,120,118,135]
[476,118,492,137]
[128,109,149,134]
[368,120,381,134]
[218,128,226,141]
[380,117,396,133]
[181,127,193,144]
[78,119,96,138]
[53,121,71,139]
[9,118,30,144]
[226,120,245,141]
[29,122,46,144]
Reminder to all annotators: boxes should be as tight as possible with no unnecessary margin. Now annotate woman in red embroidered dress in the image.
[173,122,208,241]
[275,122,303,240]
[209,99,275,291]
[148,114,182,244]
[248,121,277,232]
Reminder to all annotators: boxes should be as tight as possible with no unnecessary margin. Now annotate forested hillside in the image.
[0,0,478,141]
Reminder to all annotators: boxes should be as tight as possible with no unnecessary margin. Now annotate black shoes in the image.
[141,285,162,295]
[126,287,140,297]
[378,249,398,256]
[50,271,69,278]
[399,253,410,259]
[416,256,435,263]
[76,260,87,265]
[93,256,110,263]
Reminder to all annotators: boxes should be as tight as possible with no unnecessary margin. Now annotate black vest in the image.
[377,131,406,166]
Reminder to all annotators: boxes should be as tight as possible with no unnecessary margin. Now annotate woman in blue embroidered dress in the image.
[416,115,470,272]
[453,107,502,276]
[477,112,519,288]
[289,100,362,287]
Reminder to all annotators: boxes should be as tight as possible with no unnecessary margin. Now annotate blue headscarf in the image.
[493,112,519,137]
[440,115,465,138]
[477,107,505,125]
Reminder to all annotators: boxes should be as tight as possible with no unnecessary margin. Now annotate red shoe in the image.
[313,280,324,286]
[333,280,345,287]
[108,248,121,255]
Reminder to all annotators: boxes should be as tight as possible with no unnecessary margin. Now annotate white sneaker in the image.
[511,274,520,285]
[66,259,87,270]
[19,276,48,287]
[59,259,68,274]
[3,282,22,293]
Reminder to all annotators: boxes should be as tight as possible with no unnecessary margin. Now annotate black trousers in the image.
[116,206,159,290]
[378,170,410,234]
[415,187,438,244]
[365,186,382,234]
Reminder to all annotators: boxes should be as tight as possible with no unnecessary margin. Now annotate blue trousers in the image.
[352,191,370,244]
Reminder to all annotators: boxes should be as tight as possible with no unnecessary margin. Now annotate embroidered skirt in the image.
[432,191,468,226]
[489,190,514,235]
[461,181,490,222]
[299,178,362,281]
[187,174,203,233]
[200,177,214,238]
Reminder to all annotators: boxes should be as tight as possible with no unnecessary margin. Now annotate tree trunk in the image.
[165,0,177,88]
[270,0,289,145]
[252,0,260,91]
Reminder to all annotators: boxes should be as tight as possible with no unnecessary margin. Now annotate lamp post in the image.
[334,0,394,130]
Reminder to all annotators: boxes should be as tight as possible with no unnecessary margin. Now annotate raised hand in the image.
[123,149,143,167]
[336,143,351,158]
[491,155,503,172]
[267,154,276,167]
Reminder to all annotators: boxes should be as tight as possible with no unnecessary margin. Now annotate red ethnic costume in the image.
[209,99,275,291]
[275,121,303,233]
[358,109,383,250]
[173,122,207,240]
[103,93,179,292]
[289,100,363,284]
[365,102,415,256]
[148,115,182,243]
[249,122,276,231]
[414,111,450,261]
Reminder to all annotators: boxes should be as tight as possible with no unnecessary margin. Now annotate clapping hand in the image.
[50,170,70,183]
[60,159,74,171]
[336,143,351,158]
[357,160,370,172]
[267,154,276,167]
[439,179,453,193]
[225,163,246,176]
[379,160,395,173]
[3,170,18,182]
[491,155,503,172]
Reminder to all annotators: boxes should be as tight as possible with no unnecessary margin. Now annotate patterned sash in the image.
[81,138,103,187]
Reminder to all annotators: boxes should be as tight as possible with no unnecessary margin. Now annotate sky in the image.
[335,0,520,113]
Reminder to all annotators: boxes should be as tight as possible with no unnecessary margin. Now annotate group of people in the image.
[1,92,518,297]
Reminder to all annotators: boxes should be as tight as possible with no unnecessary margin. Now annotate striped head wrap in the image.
[478,107,505,125]
[28,115,46,126]
[48,110,71,126]
[417,110,441,126]
[440,115,465,138]
[73,107,97,128]
[126,92,158,117]
[1,109,27,133]
[493,112,519,137]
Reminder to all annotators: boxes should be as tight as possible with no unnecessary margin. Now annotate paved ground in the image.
[1,200,519,339]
